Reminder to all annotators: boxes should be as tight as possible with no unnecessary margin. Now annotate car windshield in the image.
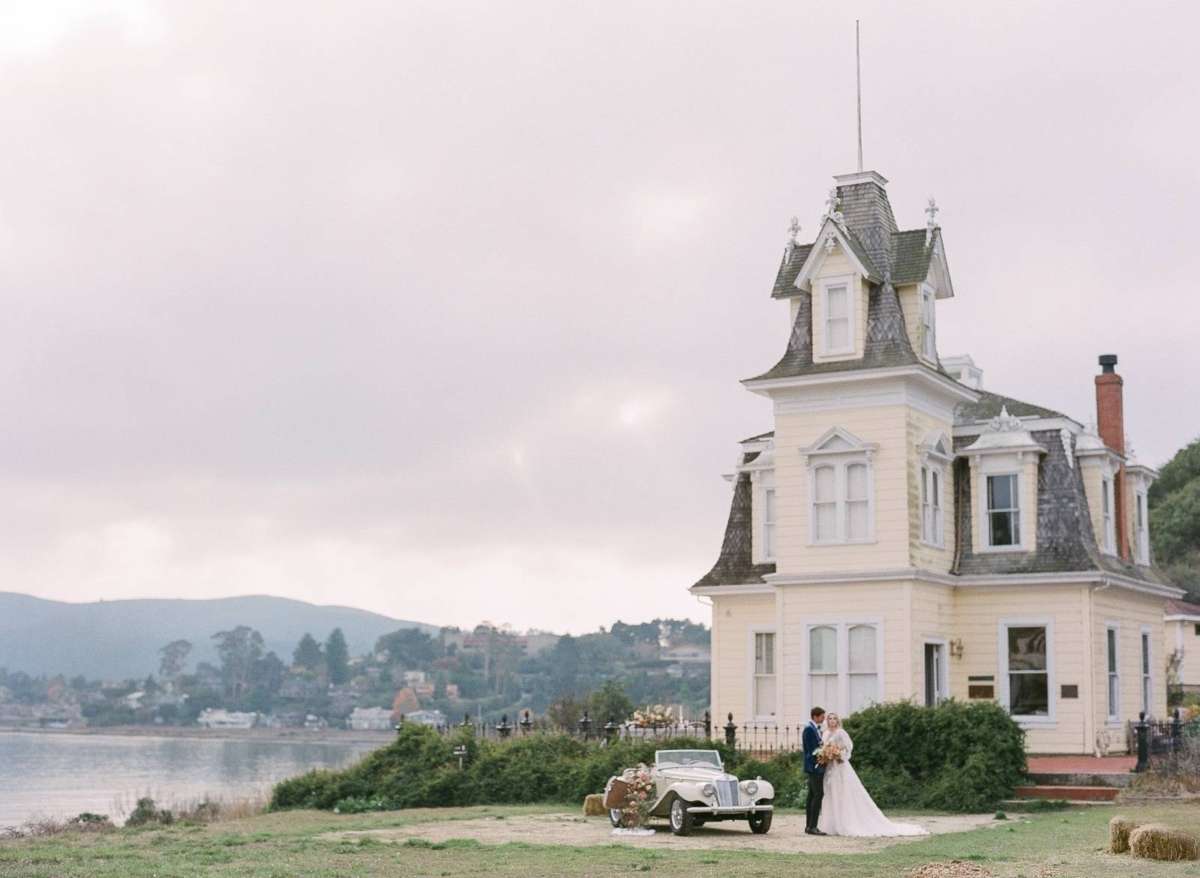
[655,750,723,770]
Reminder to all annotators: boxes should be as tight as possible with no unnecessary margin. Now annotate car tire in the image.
[669,797,694,836]
[609,808,626,828]
[748,810,772,834]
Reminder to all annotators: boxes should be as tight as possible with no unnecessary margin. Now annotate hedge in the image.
[270,700,1026,814]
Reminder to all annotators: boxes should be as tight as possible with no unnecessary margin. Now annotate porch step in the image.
[1013,785,1120,802]
[1027,772,1131,789]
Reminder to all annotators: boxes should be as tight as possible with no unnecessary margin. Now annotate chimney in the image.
[1095,354,1129,561]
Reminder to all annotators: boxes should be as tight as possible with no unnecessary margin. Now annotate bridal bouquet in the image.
[815,743,842,765]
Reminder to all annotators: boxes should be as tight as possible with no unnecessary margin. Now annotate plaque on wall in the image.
[1061,685,1079,699]
[967,685,995,699]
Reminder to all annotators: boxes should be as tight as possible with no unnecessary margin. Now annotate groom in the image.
[802,706,827,835]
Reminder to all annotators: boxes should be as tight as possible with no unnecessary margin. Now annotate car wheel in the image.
[748,810,772,834]
[669,797,694,836]
[609,808,626,828]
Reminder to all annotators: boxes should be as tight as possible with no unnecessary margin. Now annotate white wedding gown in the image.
[816,728,928,837]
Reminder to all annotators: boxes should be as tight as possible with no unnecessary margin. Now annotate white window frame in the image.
[749,628,778,722]
[762,487,777,562]
[922,636,950,707]
[818,274,856,357]
[1140,626,1154,718]
[1135,490,1149,563]
[981,469,1023,552]
[1105,622,1121,725]
[802,428,878,547]
[1101,477,1116,555]
[920,282,937,361]
[803,618,885,718]
[998,617,1056,728]
[920,464,946,548]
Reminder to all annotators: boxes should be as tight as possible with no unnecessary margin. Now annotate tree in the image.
[1149,436,1200,600]
[293,633,323,671]
[589,679,634,724]
[375,628,441,667]
[213,626,264,700]
[158,640,192,690]
[325,628,350,685]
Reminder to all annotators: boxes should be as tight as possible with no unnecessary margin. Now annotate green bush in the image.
[125,797,174,827]
[842,699,1026,812]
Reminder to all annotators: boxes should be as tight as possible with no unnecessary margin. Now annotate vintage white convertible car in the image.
[604,748,774,836]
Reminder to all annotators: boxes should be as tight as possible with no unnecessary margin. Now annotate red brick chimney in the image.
[1095,354,1129,561]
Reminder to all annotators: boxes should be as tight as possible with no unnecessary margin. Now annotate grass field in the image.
[2,802,1198,877]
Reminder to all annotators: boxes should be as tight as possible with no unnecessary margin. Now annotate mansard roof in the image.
[956,390,1071,424]
[691,451,776,589]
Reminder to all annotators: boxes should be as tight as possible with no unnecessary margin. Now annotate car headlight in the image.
[745,781,759,796]
[701,783,716,797]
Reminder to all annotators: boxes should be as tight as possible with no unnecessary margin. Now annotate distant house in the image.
[402,709,447,728]
[279,677,323,700]
[660,645,711,664]
[196,709,258,729]
[122,691,145,710]
[1166,599,1200,696]
[403,670,427,686]
[346,707,394,731]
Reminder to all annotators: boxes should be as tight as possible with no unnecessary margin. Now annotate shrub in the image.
[125,797,174,827]
[842,699,1026,812]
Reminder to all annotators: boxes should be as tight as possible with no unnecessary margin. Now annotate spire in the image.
[856,20,863,173]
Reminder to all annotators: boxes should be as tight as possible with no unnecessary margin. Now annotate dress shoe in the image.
[805,828,827,836]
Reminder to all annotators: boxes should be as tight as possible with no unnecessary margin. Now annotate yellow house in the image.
[1165,599,1200,698]
[692,170,1183,755]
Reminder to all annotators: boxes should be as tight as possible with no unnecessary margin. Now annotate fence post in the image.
[460,713,473,734]
[724,712,737,747]
[1134,711,1150,772]
[520,710,533,735]
[604,715,618,744]
[497,714,512,740]
[704,710,711,740]
[579,710,592,740]
[1172,708,1183,754]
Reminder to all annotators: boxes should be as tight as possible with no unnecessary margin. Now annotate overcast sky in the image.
[2,1,1197,635]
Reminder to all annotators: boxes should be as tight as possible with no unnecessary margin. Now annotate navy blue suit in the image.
[802,721,825,830]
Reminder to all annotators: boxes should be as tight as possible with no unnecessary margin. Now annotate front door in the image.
[924,643,945,707]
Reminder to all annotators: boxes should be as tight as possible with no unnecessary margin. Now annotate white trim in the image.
[791,219,881,292]
[920,283,937,363]
[921,636,950,707]
[1105,621,1121,726]
[818,274,857,357]
[979,470,1025,552]
[998,617,1057,729]
[953,415,1084,439]
[744,363,980,405]
[802,618,885,718]
[1101,476,1116,556]
[748,627,778,723]
[760,484,778,563]
[689,583,775,596]
[919,460,947,549]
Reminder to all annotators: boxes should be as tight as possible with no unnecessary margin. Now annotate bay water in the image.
[0,730,384,828]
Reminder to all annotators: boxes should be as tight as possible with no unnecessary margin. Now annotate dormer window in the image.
[819,275,856,356]
[987,474,1021,547]
[1135,490,1149,563]
[802,427,878,545]
[763,488,778,561]
[919,432,953,549]
[963,407,1045,553]
[921,284,936,361]
[1101,477,1116,554]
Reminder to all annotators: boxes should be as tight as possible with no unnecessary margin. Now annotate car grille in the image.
[716,780,740,807]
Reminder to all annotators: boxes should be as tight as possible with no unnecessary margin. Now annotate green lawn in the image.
[2,802,1198,877]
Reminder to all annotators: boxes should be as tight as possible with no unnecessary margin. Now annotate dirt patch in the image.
[327,811,997,854]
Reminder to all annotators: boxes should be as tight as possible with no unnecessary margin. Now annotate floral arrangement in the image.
[631,704,674,727]
[814,743,842,766]
[620,764,655,827]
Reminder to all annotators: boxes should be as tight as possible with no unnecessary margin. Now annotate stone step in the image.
[1013,785,1120,802]
[1027,771,1131,788]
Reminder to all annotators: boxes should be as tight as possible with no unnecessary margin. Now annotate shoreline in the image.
[0,724,395,745]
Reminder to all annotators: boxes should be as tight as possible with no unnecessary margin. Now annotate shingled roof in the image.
[691,453,776,589]
[957,390,1070,424]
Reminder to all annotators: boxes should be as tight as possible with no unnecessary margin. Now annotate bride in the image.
[816,712,927,837]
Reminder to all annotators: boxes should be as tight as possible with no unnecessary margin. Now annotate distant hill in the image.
[0,592,439,680]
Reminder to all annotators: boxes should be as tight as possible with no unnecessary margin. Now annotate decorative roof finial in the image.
[823,187,845,228]
[985,405,1023,434]
[783,216,801,264]
[925,196,939,246]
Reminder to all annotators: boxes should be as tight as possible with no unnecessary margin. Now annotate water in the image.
[0,731,384,828]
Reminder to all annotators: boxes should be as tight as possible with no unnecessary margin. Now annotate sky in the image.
[2,1,1198,635]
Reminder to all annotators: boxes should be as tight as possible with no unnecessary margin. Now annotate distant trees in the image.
[292,633,323,671]
[213,626,264,700]
[1150,437,1200,599]
[157,639,192,690]
[325,629,350,685]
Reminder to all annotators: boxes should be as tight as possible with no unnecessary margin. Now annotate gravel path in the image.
[329,811,998,854]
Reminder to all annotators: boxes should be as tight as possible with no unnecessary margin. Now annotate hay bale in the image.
[1108,816,1141,854]
[1129,824,1199,861]
[582,794,606,817]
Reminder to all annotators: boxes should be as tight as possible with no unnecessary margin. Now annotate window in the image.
[753,632,776,718]
[987,474,1020,547]
[821,280,853,355]
[1101,478,1115,554]
[921,286,936,360]
[1141,630,1153,717]
[809,626,838,710]
[763,488,777,561]
[1005,624,1050,719]
[920,465,944,547]
[846,464,869,540]
[813,466,837,542]
[802,428,877,545]
[807,621,882,717]
[848,625,879,712]
[1106,625,1120,722]
[1136,491,1149,563]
